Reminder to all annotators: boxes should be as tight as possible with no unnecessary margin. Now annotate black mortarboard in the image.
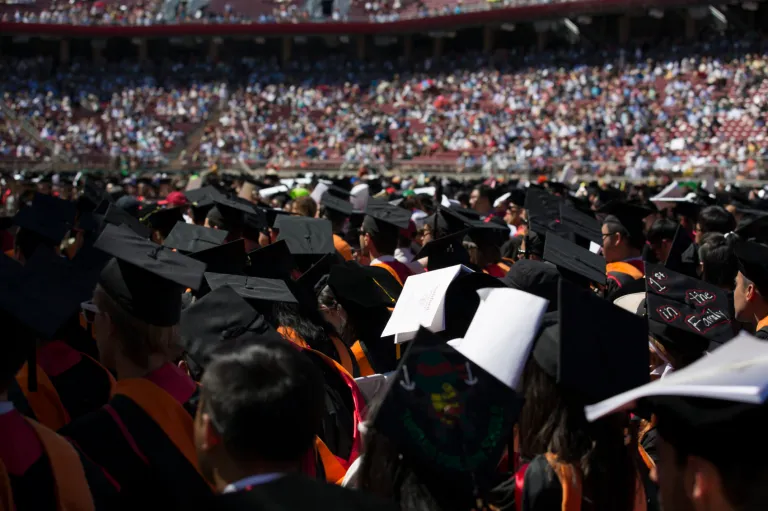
[734,241,768,296]
[189,238,247,276]
[213,196,257,228]
[185,186,225,206]
[143,207,185,238]
[524,187,560,234]
[32,193,76,227]
[373,327,522,509]
[413,229,471,271]
[275,217,335,256]
[264,208,291,229]
[672,196,706,220]
[320,192,353,217]
[502,260,560,312]
[599,200,653,243]
[179,285,284,372]
[364,199,411,231]
[543,232,606,286]
[644,262,735,346]
[532,279,649,402]
[467,220,509,248]
[735,211,768,242]
[204,273,297,304]
[246,240,299,280]
[559,203,601,245]
[95,224,206,326]
[324,183,352,199]
[327,262,401,310]
[104,203,152,239]
[443,272,506,340]
[296,253,337,295]
[13,202,69,245]
[663,225,698,278]
[164,222,229,254]
[79,181,113,212]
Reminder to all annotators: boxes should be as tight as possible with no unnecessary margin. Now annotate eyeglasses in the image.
[602,232,616,240]
[80,301,101,324]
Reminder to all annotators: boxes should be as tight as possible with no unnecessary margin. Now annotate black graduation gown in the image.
[756,328,768,340]
[60,388,213,509]
[212,474,398,511]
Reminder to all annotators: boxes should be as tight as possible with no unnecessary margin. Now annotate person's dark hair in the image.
[200,342,324,463]
[293,196,317,218]
[518,357,639,511]
[603,216,645,250]
[646,217,678,245]
[698,232,738,290]
[320,205,347,232]
[369,229,398,256]
[697,206,736,235]
[473,185,492,202]
[273,301,337,360]
[14,227,56,261]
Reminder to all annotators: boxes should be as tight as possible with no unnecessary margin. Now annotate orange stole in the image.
[315,437,347,485]
[370,262,404,286]
[329,335,355,377]
[15,363,71,431]
[277,326,310,349]
[350,341,374,377]
[112,378,204,481]
[333,234,353,262]
[606,261,644,280]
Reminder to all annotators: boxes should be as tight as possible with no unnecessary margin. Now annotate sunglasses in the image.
[80,301,101,324]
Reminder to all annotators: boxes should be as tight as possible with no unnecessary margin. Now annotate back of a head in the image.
[698,206,736,236]
[647,217,678,245]
[200,341,324,464]
[603,215,645,250]
[293,196,318,218]
[698,232,739,290]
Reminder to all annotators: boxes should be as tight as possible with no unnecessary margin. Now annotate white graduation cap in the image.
[650,181,686,210]
[493,192,511,208]
[259,185,289,199]
[455,288,548,391]
[613,292,645,314]
[585,332,768,422]
[310,182,329,204]
[350,183,369,211]
[411,210,429,230]
[354,372,394,403]
[382,264,472,344]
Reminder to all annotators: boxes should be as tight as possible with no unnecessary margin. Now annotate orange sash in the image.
[756,316,768,332]
[333,234,353,262]
[371,262,404,286]
[545,453,582,511]
[112,378,202,479]
[329,335,355,377]
[350,342,374,377]
[606,262,644,280]
[15,364,71,431]
[315,437,347,485]
[28,419,95,511]
[277,326,310,349]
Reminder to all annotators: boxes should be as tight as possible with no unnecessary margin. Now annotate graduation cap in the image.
[79,180,113,212]
[104,203,152,239]
[663,225,697,278]
[275,217,335,256]
[212,196,257,228]
[442,272,506,340]
[734,240,768,296]
[414,229,471,271]
[185,186,224,206]
[543,232,606,286]
[164,222,229,254]
[559,203,601,245]
[204,273,297,304]
[32,193,76,227]
[644,262,735,346]
[179,285,284,373]
[467,220,509,248]
[524,187,560,234]
[143,207,185,238]
[598,200,654,244]
[264,208,291,229]
[95,224,206,326]
[13,202,70,245]
[532,279,649,403]
[327,262,401,310]
[320,192,353,217]
[295,253,338,295]
[189,238,247,276]
[246,240,298,280]
[424,206,472,238]
[735,211,768,242]
[502,260,560,312]
[372,327,522,509]
[363,198,411,233]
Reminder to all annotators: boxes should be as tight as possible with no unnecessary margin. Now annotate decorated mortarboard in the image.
[644,262,735,346]
[275,216,335,256]
[179,284,284,372]
[414,229,471,271]
[204,273,297,304]
[104,203,152,239]
[95,224,206,326]
[363,198,411,231]
[532,279,649,403]
[246,240,299,280]
[559,203,601,245]
[164,222,229,254]
[524,187,560,234]
[189,238,247,276]
[543,232,606,286]
[372,327,523,510]
[320,192,353,217]
[327,261,401,310]
[734,240,768,296]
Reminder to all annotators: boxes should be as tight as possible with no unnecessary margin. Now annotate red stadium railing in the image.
[0,0,711,35]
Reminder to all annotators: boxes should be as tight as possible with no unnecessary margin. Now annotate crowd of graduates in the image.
[0,168,767,511]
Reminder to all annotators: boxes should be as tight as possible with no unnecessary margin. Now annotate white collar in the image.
[371,255,396,265]
[222,473,283,494]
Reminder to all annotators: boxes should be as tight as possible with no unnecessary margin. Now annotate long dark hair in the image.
[272,301,336,360]
[518,358,639,511]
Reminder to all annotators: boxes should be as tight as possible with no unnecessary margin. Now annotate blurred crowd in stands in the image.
[0,34,767,177]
